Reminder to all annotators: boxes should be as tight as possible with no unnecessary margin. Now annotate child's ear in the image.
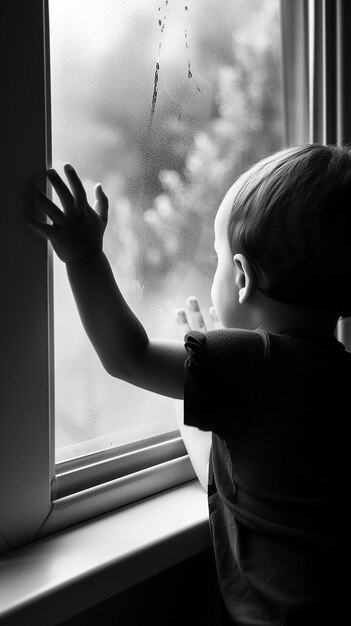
[233,254,257,303]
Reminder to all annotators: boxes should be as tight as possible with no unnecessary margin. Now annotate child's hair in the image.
[228,143,351,317]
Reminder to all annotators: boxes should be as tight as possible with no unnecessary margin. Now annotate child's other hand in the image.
[25,163,109,263]
[176,296,222,340]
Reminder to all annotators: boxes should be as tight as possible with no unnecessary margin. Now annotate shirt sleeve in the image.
[183,328,267,436]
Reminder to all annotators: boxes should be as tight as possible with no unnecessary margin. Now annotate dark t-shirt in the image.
[184,328,351,626]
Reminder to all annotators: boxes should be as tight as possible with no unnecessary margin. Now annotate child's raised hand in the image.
[176,296,222,339]
[25,163,109,263]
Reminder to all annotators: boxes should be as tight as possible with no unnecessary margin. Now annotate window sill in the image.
[0,480,210,626]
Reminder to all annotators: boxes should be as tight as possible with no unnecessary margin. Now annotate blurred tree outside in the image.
[96,0,283,337]
[50,0,284,454]
[141,0,283,310]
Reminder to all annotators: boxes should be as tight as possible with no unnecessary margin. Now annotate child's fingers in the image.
[94,184,109,224]
[176,308,192,339]
[187,296,207,332]
[24,214,55,240]
[46,168,75,213]
[63,163,88,210]
[30,188,65,226]
[209,306,222,329]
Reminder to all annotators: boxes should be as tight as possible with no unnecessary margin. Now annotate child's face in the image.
[211,182,248,329]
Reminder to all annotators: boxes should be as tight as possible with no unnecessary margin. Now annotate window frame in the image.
[281,0,351,345]
[1,0,53,553]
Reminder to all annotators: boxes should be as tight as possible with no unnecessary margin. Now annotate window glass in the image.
[49,0,283,463]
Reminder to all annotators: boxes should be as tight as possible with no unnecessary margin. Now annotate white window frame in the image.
[2,0,351,557]
[281,0,351,346]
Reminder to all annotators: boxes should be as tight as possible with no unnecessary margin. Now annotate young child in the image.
[26,144,351,625]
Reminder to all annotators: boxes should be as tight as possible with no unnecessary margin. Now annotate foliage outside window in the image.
[50,0,283,462]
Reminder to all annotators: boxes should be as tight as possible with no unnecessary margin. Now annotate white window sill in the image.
[0,480,210,626]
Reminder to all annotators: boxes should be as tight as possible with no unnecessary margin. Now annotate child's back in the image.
[185,326,351,624]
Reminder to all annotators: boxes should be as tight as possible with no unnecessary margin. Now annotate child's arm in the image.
[26,163,216,489]
[65,251,186,398]
[26,164,186,399]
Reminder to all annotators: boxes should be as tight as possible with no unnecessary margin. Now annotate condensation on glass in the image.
[49,0,283,462]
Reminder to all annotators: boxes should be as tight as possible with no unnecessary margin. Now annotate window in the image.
[49,0,284,464]
[8,0,351,555]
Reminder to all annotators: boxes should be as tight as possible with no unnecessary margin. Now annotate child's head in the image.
[211,144,351,329]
